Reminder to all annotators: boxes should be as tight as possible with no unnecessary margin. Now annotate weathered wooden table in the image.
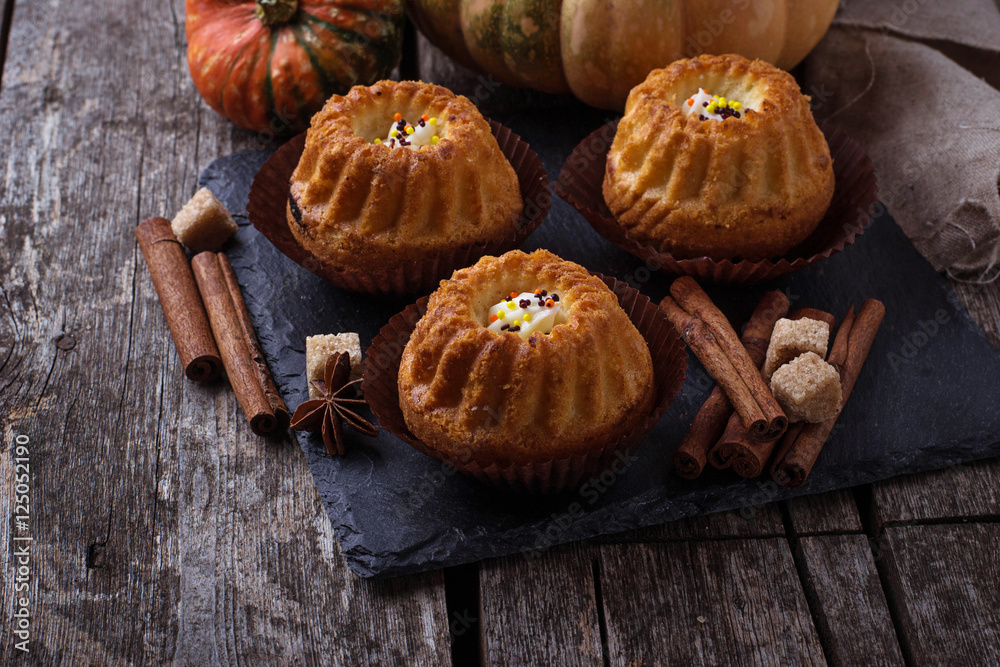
[3,2,1000,664]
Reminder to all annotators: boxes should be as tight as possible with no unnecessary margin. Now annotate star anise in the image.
[291,352,377,455]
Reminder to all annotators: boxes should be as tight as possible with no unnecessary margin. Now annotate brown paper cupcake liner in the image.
[554,120,878,285]
[362,274,688,494]
[247,120,551,296]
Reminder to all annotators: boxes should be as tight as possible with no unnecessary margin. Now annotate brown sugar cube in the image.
[170,187,239,253]
[770,352,843,423]
[306,333,362,398]
[763,317,831,378]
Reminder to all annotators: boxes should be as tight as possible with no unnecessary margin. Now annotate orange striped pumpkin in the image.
[186,0,404,134]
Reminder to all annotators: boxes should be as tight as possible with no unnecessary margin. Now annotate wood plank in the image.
[0,0,15,89]
[598,540,826,665]
[155,366,452,665]
[0,0,165,659]
[597,503,786,543]
[870,459,1000,526]
[879,524,1000,664]
[481,545,604,667]
[785,490,862,535]
[0,0,452,662]
[796,535,904,666]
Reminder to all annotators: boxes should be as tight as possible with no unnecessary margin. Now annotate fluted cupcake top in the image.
[603,54,835,261]
[397,249,655,466]
[288,80,522,271]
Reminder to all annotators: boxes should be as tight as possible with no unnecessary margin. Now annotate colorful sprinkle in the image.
[686,89,744,122]
[486,290,564,339]
[381,113,441,149]
[429,117,437,126]
[431,136,440,145]
[374,138,382,144]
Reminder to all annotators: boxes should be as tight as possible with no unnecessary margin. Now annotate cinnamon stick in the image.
[712,307,836,477]
[673,291,790,479]
[772,300,885,486]
[217,254,289,430]
[660,296,766,435]
[668,277,787,439]
[135,217,221,382]
[192,251,284,436]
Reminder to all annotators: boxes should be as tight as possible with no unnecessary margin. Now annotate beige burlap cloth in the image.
[804,0,1000,282]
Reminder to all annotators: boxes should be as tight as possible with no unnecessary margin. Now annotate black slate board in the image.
[200,105,1000,578]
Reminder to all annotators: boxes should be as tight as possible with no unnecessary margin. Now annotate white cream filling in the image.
[487,291,566,339]
[376,115,441,150]
[683,88,743,121]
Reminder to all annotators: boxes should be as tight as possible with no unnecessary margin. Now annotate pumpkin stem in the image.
[256,0,298,26]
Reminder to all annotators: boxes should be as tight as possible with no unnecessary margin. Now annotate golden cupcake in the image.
[397,249,655,469]
[603,54,835,261]
[288,80,523,274]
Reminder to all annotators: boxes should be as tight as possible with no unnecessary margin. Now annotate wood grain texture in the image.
[785,490,862,535]
[480,545,604,667]
[797,535,904,666]
[870,460,1000,527]
[598,541,826,665]
[0,0,450,663]
[878,524,1000,664]
[595,503,786,542]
